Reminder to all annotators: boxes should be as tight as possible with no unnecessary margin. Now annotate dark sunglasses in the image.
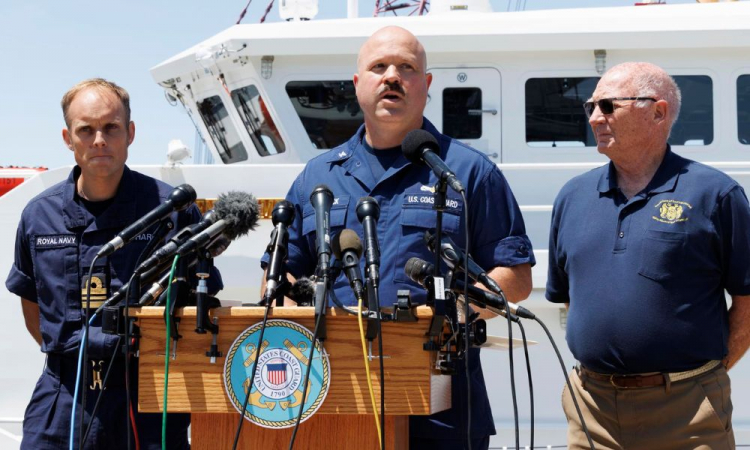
[583,97,657,118]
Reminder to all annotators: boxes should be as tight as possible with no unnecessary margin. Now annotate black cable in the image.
[231,294,274,449]
[82,336,122,444]
[288,293,327,449]
[502,290,520,450]
[371,284,385,450]
[517,321,534,450]
[124,273,135,450]
[534,317,595,450]
[461,192,472,450]
[78,256,98,450]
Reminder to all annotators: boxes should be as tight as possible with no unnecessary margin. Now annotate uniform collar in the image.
[327,119,440,192]
[63,165,138,231]
[597,145,681,196]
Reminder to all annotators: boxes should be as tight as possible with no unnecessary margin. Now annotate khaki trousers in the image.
[562,366,735,450]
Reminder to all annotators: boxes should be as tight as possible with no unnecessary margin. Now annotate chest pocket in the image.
[393,194,462,284]
[302,195,350,251]
[638,230,687,282]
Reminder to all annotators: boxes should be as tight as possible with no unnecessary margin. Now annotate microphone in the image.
[424,230,504,295]
[264,200,295,300]
[135,209,218,273]
[332,229,365,300]
[405,257,535,320]
[356,197,381,287]
[310,185,334,275]
[97,184,197,258]
[173,191,259,258]
[402,130,465,194]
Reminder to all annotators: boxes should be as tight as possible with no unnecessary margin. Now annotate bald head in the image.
[357,26,427,74]
[602,62,682,128]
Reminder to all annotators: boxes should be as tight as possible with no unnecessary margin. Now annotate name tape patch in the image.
[35,234,77,249]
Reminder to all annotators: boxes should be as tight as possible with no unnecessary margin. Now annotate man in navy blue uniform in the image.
[6,78,212,449]
[547,62,750,449]
[261,26,534,449]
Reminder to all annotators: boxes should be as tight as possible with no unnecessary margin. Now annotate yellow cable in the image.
[358,297,382,448]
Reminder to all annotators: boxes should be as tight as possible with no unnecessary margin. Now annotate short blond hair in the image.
[61,78,131,127]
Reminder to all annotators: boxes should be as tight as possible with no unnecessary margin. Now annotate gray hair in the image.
[606,62,682,133]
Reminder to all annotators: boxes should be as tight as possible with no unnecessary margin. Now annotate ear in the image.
[353,73,359,89]
[62,128,73,151]
[127,121,136,146]
[654,99,668,125]
[426,72,433,89]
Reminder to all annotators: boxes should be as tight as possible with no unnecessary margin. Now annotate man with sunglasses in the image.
[546,62,750,449]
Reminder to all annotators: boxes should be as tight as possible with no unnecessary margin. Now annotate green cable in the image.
[162,255,180,450]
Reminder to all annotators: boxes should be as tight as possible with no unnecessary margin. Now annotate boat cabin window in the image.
[670,75,713,146]
[197,96,248,163]
[285,81,363,149]
[525,77,598,148]
[443,88,482,139]
[737,75,750,145]
[231,85,286,156]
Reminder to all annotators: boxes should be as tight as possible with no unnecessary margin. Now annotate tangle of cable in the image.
[534,317,595,450]
[69,312,97,450]
[357,294,382,447]
[162,255,180,450]
[518,321,534,450]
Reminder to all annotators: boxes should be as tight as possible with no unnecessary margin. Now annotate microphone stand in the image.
[427,179,448,338]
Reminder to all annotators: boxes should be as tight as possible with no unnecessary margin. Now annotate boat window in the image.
[737,75,750,145]
[196,96,248,163]
[443,88,482,139]
[670,75,713,146]
[285,81,363,149]
[525,77,599,148]
[231,85,286,156]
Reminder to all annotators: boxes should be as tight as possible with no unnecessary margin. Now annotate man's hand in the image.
[725,294,750,370]
[471,263,532,320]
[21,298,42,347]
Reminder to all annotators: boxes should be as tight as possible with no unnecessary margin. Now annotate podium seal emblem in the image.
[223,319,331,428]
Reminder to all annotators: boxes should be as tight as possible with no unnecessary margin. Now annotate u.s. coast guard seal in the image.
[223,319,331,428]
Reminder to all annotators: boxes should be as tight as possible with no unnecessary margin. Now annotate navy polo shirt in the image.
[6,165,217,358]
[546,147,750,374]
[262,117,534,439]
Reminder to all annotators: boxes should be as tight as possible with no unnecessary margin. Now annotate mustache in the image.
[378,83,405,96]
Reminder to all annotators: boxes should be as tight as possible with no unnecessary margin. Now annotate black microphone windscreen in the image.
[404,257,433,284]
[272,200,295,226]
[171,184,198,209]
[356,196,380,222]
[288,277,315,304]
[213,191,260,240]
[332,229,363,259]
[402,129,439,165]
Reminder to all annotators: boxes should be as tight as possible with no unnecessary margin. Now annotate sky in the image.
[0,0,697,169]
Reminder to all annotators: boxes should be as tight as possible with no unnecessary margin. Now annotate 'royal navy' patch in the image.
[34,234,77,249]
[223,319,331,429]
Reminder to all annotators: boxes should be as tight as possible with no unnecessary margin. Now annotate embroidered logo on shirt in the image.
[81,273,109,308]
[652,200,692,224]
[133,233,153,241]
[420,185,436,193]
[338,151,347,158]
[34,234,77,249]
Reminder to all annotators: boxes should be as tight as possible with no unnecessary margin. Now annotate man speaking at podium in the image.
[261,26,534,450]
[6,79,215,449]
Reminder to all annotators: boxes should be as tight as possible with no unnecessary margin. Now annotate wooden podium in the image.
[133,306,450,449]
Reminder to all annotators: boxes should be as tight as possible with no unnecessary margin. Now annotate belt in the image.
[578,360,722,390]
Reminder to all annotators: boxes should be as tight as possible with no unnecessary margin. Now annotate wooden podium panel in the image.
[135,306,449,416]
[191,413,409,450]
[133,306,450,449]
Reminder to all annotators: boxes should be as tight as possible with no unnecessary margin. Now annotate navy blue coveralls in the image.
[6,165,221,450]
[262,118,535,449]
